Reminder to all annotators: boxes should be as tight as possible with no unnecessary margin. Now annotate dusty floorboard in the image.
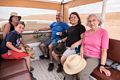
[31,59,65,80]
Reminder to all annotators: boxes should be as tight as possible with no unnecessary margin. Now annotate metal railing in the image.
[0,30,51,35]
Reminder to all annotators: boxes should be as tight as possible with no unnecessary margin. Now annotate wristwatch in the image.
[99,64,105,69]
[99,64,105,67]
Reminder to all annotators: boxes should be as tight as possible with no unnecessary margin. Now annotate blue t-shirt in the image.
[50,22,69,40]
[0,30,22,54]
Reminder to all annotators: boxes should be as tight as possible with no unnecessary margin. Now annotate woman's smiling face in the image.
[87,15,100,29]
[69,14,79,25]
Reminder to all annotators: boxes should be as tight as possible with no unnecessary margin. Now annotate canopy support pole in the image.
[101,0,108,27]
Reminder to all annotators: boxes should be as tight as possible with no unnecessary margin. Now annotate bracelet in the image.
[99,64,105,67]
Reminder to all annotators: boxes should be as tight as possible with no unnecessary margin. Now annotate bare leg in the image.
[48,44,54,71]
[61,56,67,65]
[39,43,46,55]
[24,56,30,71]
[48,44,53,62]
[52,51,63,72]
[52,51,60,64]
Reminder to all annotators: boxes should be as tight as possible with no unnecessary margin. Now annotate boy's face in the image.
[15,24,25,33]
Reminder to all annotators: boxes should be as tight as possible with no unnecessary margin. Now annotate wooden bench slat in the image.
[108,39,120,63]
[92,39,120,80]
[92,67,120,80]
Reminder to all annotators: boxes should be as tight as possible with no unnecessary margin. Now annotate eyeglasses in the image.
[87,19,97,23]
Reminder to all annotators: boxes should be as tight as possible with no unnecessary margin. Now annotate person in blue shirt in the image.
[38,12,69,71]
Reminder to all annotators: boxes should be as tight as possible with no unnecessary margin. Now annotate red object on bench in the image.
[91,39,120,80]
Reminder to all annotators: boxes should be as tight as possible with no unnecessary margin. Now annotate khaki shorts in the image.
[62,47,76,57]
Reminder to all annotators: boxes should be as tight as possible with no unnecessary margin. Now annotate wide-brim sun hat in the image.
[9,12,21,22]
[63,54,87,75]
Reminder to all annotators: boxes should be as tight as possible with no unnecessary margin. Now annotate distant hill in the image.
[80,12,120,40]
[0,19,7,22]
[0,12,120,40]
[22,14,56,21]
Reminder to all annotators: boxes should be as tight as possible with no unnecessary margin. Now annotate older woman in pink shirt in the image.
[78,14,111,80]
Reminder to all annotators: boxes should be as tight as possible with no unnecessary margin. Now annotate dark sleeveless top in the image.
[0,22,15,44]
[0,22,17,53]
[9,22,15,31]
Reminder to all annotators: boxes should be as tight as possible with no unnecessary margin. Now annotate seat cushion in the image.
[0,59,28,79]
[91,67,120,80]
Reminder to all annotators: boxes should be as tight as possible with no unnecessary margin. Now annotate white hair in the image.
[87,14,102,26]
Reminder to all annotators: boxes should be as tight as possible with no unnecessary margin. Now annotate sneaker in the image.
[44,55,49,59]
[32,76,37,80]
[63,77,65,80]
[57,64,63,73]
[39,55,45,59]
[48,63,54,71]
[30,72,37,80]
[30,66,34,71]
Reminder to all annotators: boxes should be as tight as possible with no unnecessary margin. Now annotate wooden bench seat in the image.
[91,39,120,80]
[0,59,32,80]
[92,67,120,80]
[5,72,31,80]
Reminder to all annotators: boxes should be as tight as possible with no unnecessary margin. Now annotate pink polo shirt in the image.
[82,28,109,58]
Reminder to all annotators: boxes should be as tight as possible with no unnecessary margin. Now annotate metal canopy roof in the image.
[0,0,102,22]
[0,0,101,10]
[31,0,73,3]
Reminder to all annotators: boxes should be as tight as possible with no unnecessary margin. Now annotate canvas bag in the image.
[53,42,66,54]
[25,46,35,59]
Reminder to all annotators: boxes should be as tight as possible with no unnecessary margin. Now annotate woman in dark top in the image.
[3,12,21,39]
[66,22,85,47]
[51,12,85,72]
[60,12,86,64]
